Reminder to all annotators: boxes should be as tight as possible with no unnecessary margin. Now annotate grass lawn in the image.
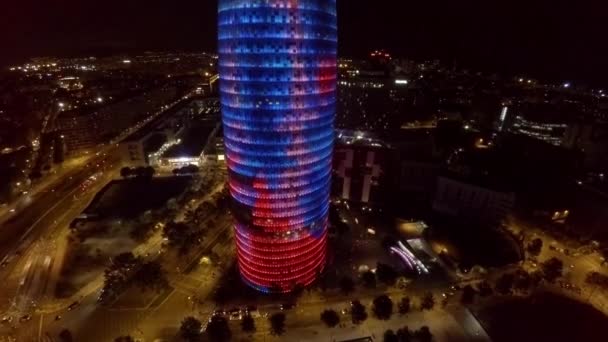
[83,176,192,219]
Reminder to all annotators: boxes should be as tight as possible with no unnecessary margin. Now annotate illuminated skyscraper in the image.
[218,0,337,292]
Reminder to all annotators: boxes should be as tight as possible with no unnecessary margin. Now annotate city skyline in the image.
[2,1,608,86]
[1,1,608,341]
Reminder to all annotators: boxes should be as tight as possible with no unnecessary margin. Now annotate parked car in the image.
[67,301,80,311]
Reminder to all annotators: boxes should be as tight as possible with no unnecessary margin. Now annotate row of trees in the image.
[317,293,435,329]
[162,221,204,255]
[177,294,440,341]
[172,165,200,175]
[586,271,608,289]
[384,326,433,342]
[120,166,156,179]
[99,252,168,304]
[178,312,288,342]
[337,262,400,292]
[457,257,565,307]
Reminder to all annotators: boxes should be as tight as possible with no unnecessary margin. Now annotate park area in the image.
[425,220,523,273]
[55,176,194,299]
[82,176,192,220]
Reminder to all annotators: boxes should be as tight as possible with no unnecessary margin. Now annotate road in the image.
[0,91,199,341]
[508,215,608,313]
[0,150,122,339]
[0,175,228,341]
[29,216,233,342]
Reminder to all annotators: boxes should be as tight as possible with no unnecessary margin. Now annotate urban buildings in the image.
[219,0,337,292]
[333,130,389,204]
[510,114,568,146]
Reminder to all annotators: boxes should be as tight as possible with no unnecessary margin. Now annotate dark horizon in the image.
[2,0,608,86]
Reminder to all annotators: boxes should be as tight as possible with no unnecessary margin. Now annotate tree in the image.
[134,260,168,292]
[184,164,200,174]
[513,269,532,292]
[134,166,147,178]
[586,271,608,288]
[478,281,493,297]
[120,167,133,178]
[376,262,398,285]
[372,294,393,320]
[269,313,286,335]
[414,326,433,342]
[339,276,355,294]
[530,270,544,287]
[114,336,135,342]
[527,238,543,257]
[100,252,142,303]
[362,271,376,288]
[542,257,564,283]
[398,297,411,315]
[420,292,435,311]
[351,300,368,324]
[113,252,140,269]
[396,326,413,342]
[383,329,398,342]
[495,273,515,295]
[58,329,73,342]
[163,221,194,249]
[141,166,156,179]
[461,285,476,304]
[206,315,231,342]
[241,314,256,333]
[180,316,203,342]
[320,309,340,328]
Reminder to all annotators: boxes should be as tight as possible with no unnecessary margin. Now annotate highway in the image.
[0,175,228,341]
[0,149,122,340]
[0,91,199,341]
[508,215,608,313]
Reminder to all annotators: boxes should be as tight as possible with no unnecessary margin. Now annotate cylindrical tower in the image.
[218,0,337,293]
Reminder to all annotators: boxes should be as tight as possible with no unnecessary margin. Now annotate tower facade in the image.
[218,0,337,293]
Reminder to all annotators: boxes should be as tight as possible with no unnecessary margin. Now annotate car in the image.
[55,315,62,321]
[280,303,296,311]
[19,315,32,323]
[1,316,12,324]
[67,301,80,311]
[213,308,226,316]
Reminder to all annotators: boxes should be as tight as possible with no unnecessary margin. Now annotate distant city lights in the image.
[395,79,409,85]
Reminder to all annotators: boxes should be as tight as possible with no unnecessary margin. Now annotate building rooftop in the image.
[122,95,207,143]
[442,148,515,193]
[163,120,217,159]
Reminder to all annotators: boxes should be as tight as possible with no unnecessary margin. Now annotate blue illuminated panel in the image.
[218,0,337,292]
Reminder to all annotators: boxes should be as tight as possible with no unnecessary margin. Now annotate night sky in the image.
[2,0,608,85]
